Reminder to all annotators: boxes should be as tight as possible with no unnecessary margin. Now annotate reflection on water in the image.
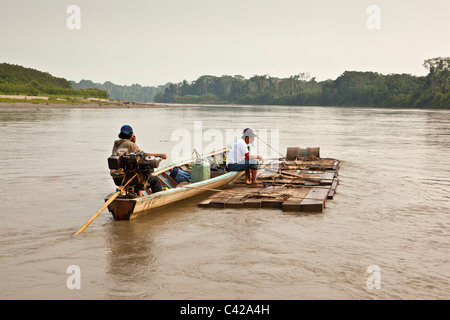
[0,105,449,299]
[106,220,157,299]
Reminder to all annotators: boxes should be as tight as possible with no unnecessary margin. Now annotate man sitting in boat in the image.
[110,125,167,193]
[226,128,264,185]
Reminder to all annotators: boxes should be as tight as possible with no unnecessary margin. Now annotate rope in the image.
[192,148,202,159]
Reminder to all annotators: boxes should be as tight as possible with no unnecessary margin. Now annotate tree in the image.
[422,57,450,102]
[423,57,450,75]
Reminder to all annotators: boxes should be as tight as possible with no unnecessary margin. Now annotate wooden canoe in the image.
[105,147,243,220]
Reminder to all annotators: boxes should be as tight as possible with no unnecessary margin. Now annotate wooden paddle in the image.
[73,173,137,236]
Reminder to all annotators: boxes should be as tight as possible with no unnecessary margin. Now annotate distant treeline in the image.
[155,57,450,108]
[0,63,108,99]
[3,58,448,108]
[71,80,167,103]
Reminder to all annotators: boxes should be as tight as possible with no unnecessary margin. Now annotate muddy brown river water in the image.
[0,104,449,299]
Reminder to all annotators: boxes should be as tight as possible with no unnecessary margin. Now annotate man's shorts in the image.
[227,159,259,171]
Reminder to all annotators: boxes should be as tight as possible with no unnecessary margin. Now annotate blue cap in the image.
[120,125,133,135]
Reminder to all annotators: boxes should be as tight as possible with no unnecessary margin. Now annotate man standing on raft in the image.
[226,128,264,185]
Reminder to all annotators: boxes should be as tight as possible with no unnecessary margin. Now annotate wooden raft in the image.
[198,155,339,213]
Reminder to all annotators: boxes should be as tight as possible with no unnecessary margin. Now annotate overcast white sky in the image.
[1,0,449,86]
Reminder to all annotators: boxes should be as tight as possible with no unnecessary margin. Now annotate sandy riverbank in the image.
[0,95,49,100]
[0,101,192,109]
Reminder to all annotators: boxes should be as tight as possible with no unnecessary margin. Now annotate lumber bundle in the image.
[198,148,339,213]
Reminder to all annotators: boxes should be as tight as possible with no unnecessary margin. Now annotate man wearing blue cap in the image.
[110,125,167,193]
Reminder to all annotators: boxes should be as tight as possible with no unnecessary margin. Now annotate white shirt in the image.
[226,138,249,166]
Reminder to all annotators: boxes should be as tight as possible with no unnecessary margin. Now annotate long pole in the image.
[257,136,285,159]
[73,174,137,236]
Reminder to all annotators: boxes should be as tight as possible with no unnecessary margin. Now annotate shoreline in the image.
[1,100,448,111]
[0,101,194,109]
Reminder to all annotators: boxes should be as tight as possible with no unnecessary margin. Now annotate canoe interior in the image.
[105,147,236,220]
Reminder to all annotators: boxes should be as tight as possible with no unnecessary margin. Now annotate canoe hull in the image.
[105,146,243,220]
[107,197,136,221]
[106,170,243,220]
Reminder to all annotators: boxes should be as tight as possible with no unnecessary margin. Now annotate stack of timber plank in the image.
[198,149,339,213]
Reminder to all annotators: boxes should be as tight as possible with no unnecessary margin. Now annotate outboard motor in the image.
[108,152,161,190]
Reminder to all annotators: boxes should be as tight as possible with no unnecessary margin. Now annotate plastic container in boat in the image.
[191,158,210,183]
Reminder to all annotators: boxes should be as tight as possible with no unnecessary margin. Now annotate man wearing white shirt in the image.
[226,128,264,185]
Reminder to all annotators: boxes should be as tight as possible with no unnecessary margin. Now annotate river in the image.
[0,104,449,300]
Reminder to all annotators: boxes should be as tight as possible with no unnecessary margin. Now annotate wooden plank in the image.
[300,188,330,212]
[322,171,336,179]
[269,178,294,185]
[261,199,284,208]
[199,185,249,209]
[157,175,171,189]
[332,161,340,179]
[223,185,258,208]
[281,198,303,212]
[327,177,339,199]
[209,199,227,208]
[225,196,244,208]
[280,187,311,212]
[198,198,212,208]
[304,187,330,200]
[306,158,336,170]
[290,178,321,186]
[320,171,335,185]
[300,199,323,212]
[197,186,231,208]
[161,172,178,187]
[221,186,254,198]
[332,160,339,171]
[243,198,262,208]
[208,192,235,208]
[197,156,339,212]
[279,171,321,183]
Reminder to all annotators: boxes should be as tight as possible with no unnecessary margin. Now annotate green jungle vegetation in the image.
[154,57,449,108]
[0,63,108,101]
[1,57,448,108]
[70,80,167,103]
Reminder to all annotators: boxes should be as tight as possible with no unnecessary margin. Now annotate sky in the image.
[1,0,449,87]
